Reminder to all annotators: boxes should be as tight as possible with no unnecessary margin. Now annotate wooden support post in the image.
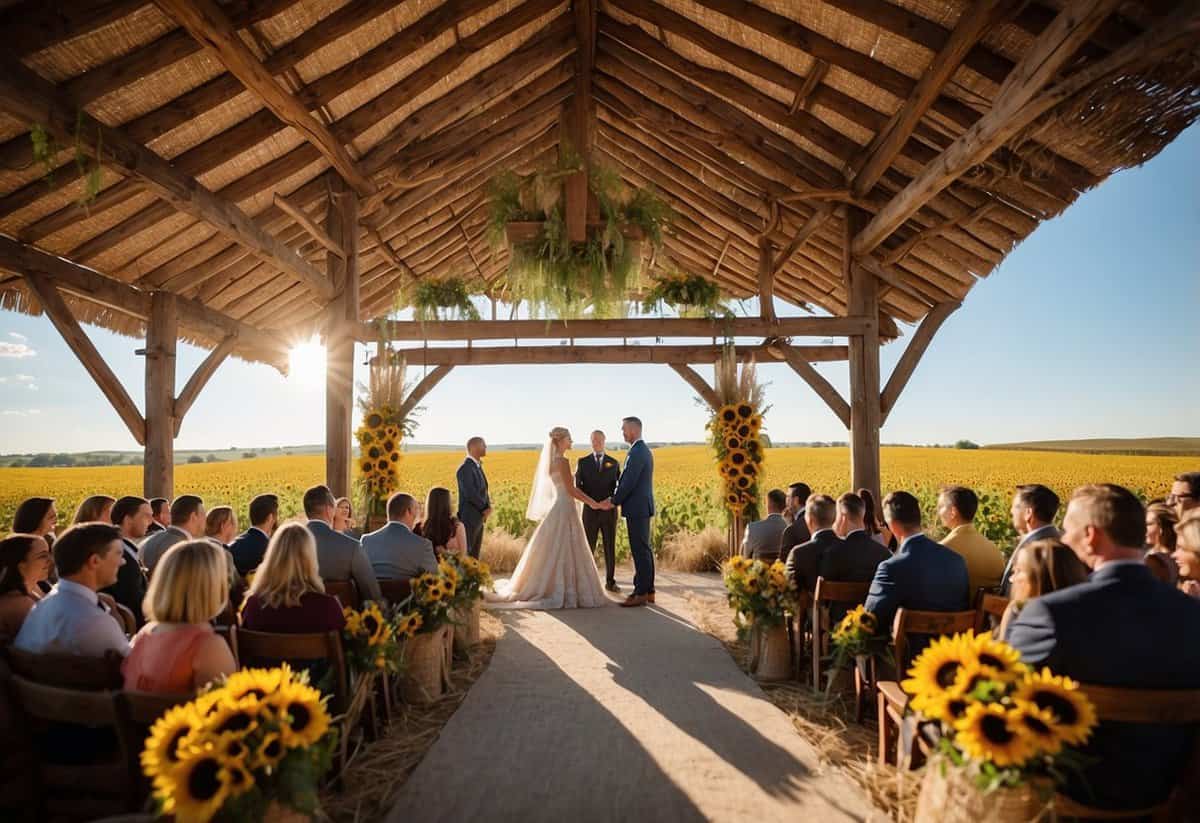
[145,291,178,499]
[668,363,720,410]
[845,208,881,501]
[324,177,358,499]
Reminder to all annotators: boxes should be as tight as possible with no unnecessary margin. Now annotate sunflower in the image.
[397,611,423,637]
[1011,669,1097,746]
[1009,699,1065,756]
[207,697,262,738]
[223,667,284,703]
[965,633,1026,683]
[723,435,742,450]
[361,603,384,638]
[384,425,401,441]
[359,459,374,474]
[366,445,382,460]
[166,746,233,822]
[739,461,758,478]
[727,449,749,467]
[736,423,752,439]
[953,702,1035,767]
[736,403,754,419]
[142,703,204,778]
[365,411,384,429]
[922,686,975,726]
[210,731,249,764]
[721,462,741,479]
[224,759,254,799]
[735,475,751,490]
[270,681,331,749]
[382,439,396,453]
[902,634,972,711]
[749,414,763,430]
[717,404,738,425]
[358,428,375,444]
[253,732,286,769]
[390,452,401,463]
[376,459,389,472]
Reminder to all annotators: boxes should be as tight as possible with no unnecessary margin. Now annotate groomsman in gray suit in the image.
[303,484,382,603]
[363,493,438,580]
[741,489,789,561]
[456,436,491,559]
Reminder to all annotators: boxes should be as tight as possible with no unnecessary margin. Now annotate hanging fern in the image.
[29,116,105,207]
[641,269,729,319]
[410,277,481,322]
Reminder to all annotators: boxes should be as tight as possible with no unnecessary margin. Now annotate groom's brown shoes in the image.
[647,592,656,604]
[619,594,648,608]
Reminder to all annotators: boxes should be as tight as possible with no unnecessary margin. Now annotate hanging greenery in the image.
[29,113,106,208]
[707,345,769,524]
[641,268,730,318]
[486,153,672,318]
[410,277,481,322]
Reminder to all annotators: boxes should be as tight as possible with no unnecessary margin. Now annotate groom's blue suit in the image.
[611,439,655,596]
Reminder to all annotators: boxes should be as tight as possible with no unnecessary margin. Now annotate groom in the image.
[456,436,491,559]
[608,416,655,607]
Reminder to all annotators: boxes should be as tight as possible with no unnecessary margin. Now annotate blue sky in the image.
[0,124,1196,454]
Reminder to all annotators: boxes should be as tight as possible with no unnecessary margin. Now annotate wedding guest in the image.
[1170,471,1200,519]
[146,498,169,535]
[364,492,438,581]
[101,495,151,626]
[333,497,356,537]
[778,482,811,556]
[140,495,205,574]
[73,495,115,525]
[859,488,889,548]
[12,496,57,546]
[414,487,468,556]
[999,484,1060,595]
[456,436,492,559]
[996,538,1089,639]
[937,485,1005,596]
[1173,511,1200,598]
[228,493,278,576]
[1146,500,1178,553]
[204,506,238,547]
[576,430,621,591]
[824,492,890,583]
[742,489,789,562]
[1008,484,1200,812]
[1144,550,1179,588]
[304,484,381,602]
[864,491,969,653]
[13,523,129,657]
[0,534,52,641]
[785,494,842,594]
[240,523,346,634]
[122,540,236,694]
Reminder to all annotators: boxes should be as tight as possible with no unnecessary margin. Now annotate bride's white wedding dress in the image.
[485,470,610,610]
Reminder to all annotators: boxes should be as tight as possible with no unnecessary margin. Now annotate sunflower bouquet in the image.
[902,631,1098,793]
[356,324,422,522]
[722,555,798,636]
[142,665,336,823]
[405,565,459,633]
[440,553,493,607]
[342,601,401,676]
[708,346,767,524]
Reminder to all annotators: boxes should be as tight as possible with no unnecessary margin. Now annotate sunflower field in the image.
[1,446,1191,561]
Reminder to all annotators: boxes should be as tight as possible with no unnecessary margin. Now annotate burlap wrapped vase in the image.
[915,759,1053,823]
[753,622,791,682]
[400,628,446,704]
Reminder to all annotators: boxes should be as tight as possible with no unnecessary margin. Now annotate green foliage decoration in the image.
[641,269,730,318]
[410,277,481,322]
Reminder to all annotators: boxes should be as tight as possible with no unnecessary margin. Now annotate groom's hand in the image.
[482,507,493,520]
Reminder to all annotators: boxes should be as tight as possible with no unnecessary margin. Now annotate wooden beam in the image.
[768,340,851,429]
[398,365,455,419]
[173,335,237,436]
[669,364,720,410]
[0,58,335,301]
[155,0,376,197]
[770,204,837,279]
[324,176,358,499]
[711,236,732,281]
[144,291,177,498]
[380,344,849,367]
[273,192,343,258]
[359,316,871,342]
[22,272,147,445]
[880,301,961,423]
[566,0,597,243]
[845,208,881,500]
[791,59,828,114]
[853,0,1123,257]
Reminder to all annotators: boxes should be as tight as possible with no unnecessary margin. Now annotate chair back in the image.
[229,627,350,714]
[111,603,137,637]
[325,579,360,610]
[378,578,413,605]
[116,690,193,800]
[813,578,872,608]
[891,608,977,671]
[973,592,1010,633]
[5,646,124,689]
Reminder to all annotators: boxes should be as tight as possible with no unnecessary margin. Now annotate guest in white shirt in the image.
[14,522,130,658]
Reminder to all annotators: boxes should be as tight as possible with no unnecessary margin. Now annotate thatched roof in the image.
[0,0,1196,366]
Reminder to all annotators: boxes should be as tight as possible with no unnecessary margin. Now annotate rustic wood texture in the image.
[324,177,358,498]
[144,291,178,498]
[845,209,882,501]
[359,316,872,341]
[379,344,849,367]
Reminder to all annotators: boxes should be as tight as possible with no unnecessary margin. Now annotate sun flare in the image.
[287,337,326,387]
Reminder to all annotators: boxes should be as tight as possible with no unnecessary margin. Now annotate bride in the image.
[485,427,611,610]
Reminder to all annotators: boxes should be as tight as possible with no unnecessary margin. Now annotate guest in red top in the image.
[0,533,52,641]
[240,522,345,634]
[122,540,236,694]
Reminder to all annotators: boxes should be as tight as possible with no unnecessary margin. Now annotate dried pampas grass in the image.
[659,527,728,573]
[481,529,526,575]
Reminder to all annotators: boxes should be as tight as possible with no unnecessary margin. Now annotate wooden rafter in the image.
[381,344,849,367]
[669,364,720,410]
[273,192,343,259]
[767,340,851,429]
[173,335,237,436]
[880,301,962,423]
[156,0,375,196]
[566,0,597,242]
[399,365,455,419]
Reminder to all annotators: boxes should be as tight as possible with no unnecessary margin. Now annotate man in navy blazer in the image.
[228,494,278,576]
[864,491,969,658]
[1008,484,1200,812]
[609,416,655,607]
[456,437,491,559]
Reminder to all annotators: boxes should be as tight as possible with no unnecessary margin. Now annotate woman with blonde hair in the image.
[240,522,345,633]
[73,495,116,525]
[1173,511,1200,599]
[333,497,356,536]
[204,505,238,547]
[122,540,236,694]
[998,538,1090,639]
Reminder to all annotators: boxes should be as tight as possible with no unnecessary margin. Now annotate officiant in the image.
[576,430,621,592]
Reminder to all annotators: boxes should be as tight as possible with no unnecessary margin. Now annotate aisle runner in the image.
[388,570,873,822]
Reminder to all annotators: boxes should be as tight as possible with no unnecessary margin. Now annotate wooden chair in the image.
[325,578,361,610]
[7,674,140,820]
[5,646,124,690]
[1054,684,1200,821]
[787,589,811,682]
[115,690,193,802]
[378,577,413,606]
[973,591,1009,634]
[809,577,872,692]
[876,607,977,769]
[0,657,35,821]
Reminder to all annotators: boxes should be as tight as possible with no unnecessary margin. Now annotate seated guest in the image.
[996,538,1088,639]
[414,487,468,555]
[304,484,382,602]
[229,493,278,576]
[1144,550,1179,588]
[140,495,205,574]
[364,492,438,581]
[334,497,357,537]
[859,488,890,548]
[778,482,812,556]
[741,489,789,561]
[1170,471,1200,520]
[1000,484,1060,595]
[864,491,969,651]
[1008,484,1200,812]
[240,523,346,634]
[825,492,890,582]
[937,485,1006,595]
[0,534,52,641]
[12,496,57,547]
[146,497,169,535]
[1146,500,1178,554]
[13,523,129,657]
[101,496,151,626]
[73,495,115,525]
[122,540,236,694]
[785,494,842,594]
[205,506,237,547]
[1174,511,1200,598]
